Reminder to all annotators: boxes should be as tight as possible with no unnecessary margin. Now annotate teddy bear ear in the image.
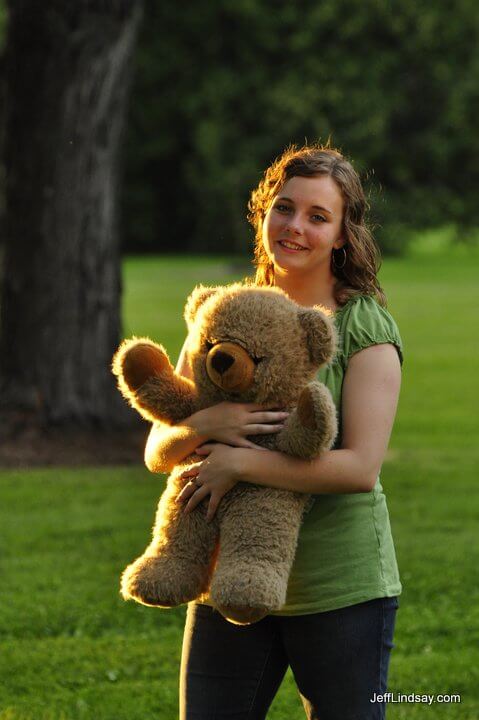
[297,306,337,367]
[184,285,219,327]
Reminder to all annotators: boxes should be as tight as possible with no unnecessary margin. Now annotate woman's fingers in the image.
[196,445,214,455]
[236,439,269,450]
[176,480,198,503]
[240,411,289,437]
[179,487,219,522]
[243,402,283,411]
[180,462,202,477]
[245,423,285,435]
[183,485,209,513]
[249,411,289,424]
[206,496,220,523]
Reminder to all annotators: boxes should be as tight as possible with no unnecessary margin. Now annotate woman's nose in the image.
[285,214,303,235]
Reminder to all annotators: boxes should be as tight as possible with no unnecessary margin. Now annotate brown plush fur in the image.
[112,283,338,624]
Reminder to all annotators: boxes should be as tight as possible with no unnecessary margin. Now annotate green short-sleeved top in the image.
[272,294,403,615]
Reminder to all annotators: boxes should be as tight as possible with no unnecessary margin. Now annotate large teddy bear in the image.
[112,283,337,625]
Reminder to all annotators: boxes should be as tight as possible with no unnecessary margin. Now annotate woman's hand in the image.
[191,401,288,450]
[176,444,248,522]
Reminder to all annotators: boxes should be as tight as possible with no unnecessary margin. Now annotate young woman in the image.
[145,145,403,720]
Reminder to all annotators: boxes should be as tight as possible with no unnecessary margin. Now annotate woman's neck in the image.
[273,267,339,312]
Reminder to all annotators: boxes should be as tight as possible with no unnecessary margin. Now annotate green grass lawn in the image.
[1,245,479,718]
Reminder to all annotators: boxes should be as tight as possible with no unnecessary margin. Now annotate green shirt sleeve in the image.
[339,295,403,366]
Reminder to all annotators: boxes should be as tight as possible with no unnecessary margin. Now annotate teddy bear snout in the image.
[210,350,235,375]
[206,341,256,392]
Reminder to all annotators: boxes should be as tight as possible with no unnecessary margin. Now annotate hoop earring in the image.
[332,246,347,270]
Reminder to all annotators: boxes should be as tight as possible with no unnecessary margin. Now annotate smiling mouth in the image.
[278,240,308,251]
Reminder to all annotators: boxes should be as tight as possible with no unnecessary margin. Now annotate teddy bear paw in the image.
[210,568,285,625]
[297,382,337,449]
[297,384,318,430]
[120,556,207,608]
[215,603,270,626]
[113,339,172,393]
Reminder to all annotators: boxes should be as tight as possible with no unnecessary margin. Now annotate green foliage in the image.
[122,0,479,255]
[0,1,6,48]
[1,249,479,718]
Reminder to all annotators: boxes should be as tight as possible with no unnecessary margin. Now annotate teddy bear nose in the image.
[206,341,255,392]
[210,350,235,375]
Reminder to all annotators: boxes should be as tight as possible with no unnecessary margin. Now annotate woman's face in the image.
[262,174,344,276]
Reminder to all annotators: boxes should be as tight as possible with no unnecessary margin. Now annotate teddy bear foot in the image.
[215,603,269,626]
[121,555,208,608]
[210,570,284,625]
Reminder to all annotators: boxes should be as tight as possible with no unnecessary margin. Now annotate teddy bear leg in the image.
[121,471,219,607]
[210,488,307,625]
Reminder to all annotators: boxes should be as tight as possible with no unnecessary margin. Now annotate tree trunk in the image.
[0,1,142,426]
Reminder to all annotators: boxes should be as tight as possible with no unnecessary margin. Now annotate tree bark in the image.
[0,1,142,426]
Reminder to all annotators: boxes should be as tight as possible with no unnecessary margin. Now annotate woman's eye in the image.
[311,214,326,223]
[274,204,291,213]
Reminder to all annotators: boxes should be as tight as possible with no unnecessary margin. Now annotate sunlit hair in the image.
[247,143,386,306]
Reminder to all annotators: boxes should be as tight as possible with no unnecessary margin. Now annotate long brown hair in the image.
[247,143,386,306]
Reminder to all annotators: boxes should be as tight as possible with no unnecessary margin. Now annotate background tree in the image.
[123,0,479,256]
[0,0,143,428]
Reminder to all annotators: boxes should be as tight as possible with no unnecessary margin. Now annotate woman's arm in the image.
[144,340,204,473]
[178,344,401,516]
[144,339,289,473]
[241,342,401,493]
[145,418,207,475]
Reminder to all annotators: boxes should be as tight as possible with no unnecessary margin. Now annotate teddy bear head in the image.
[184,283,336,407]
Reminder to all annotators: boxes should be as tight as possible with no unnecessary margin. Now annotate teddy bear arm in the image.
[276,381,338,460]
[113,338,198,424]
[134,374,197,425]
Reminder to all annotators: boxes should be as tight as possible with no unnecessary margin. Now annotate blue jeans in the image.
[180,596,398,720]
